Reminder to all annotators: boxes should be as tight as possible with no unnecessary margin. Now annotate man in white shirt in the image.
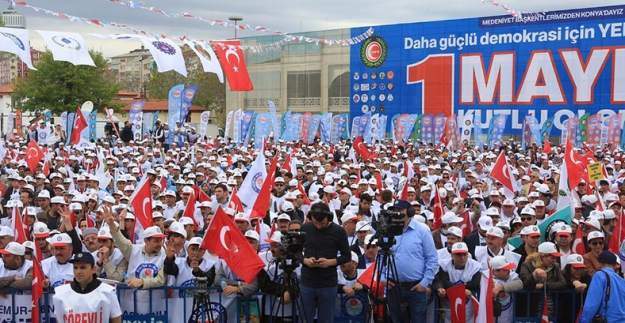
[53,252,122,323]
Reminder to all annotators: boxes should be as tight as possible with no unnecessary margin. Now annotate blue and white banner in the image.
[268,100,280,139]
[88,110,97,141]
[180,84,198,123]
[241,111,255,145]
[306,114,322,143]
[350,4,625,136]
[167,84,184,144]
[129,100,144,141]
[282,112,302,142]
[319,112,333,143]
[331,113,349,144]
[254,112,273,148]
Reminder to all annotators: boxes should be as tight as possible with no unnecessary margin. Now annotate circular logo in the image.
[152,41,176,55]
[370,105,377,112]
[352,94,360,103]
[387,71,395,79]
[360,36,388,68]
[251,172,263,193]
[362,73,369,80]
[51,35,81,50]
[0,32,24,50]
[173,89,182,98]
[370,94,376,102]
[361,94,368,103]
[353,72,360,80]
[371,73,377,80]
[353,84,360,91]
[201,112,210,123]
[343,296,365,316]
[361,105,370,113]
[379,94,386,102]
[371,83,377,90]
[379,83,386,90]
[387,83,394,90]
[379,72,386,79]
[135,263,159,278]
[387,94,394,102]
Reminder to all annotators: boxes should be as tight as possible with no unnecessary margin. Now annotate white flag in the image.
[140,36,187,76]
[185,39,224,83]
[237,149,266,211]
[0,28,34,69]
[37,31,94,66]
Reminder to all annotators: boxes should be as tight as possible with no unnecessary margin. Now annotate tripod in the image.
[267,259,306,323]
[365,235,400,323]
[188,277,224,323]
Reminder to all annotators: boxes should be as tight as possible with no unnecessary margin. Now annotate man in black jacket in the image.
[120,121,133,143]
[300,202,350,323]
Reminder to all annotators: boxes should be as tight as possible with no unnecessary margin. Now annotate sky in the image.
[10,0,625,57]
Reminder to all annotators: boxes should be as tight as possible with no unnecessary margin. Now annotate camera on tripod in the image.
[371,208,406,250]
[278,231,306,271]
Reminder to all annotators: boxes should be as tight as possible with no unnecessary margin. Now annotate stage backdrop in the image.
[350,4,625,136]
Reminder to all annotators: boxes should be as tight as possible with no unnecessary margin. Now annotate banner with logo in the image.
[487,114,507,148]
[199,111,211,139]
[167,84,184,144]
[142,112,153,137]
[232,108,243,143]
[330,113,349,144]
[350,5,625,136]
[268,100,280,139]
[129,100,144,141]
[254,112,273,148]
[586,113,603,146]
[282,112,301,142]
[351,116,362,138]
[64,112,75,145]
[319,112,333,143]
[240,111,255,145]
[180,84,198,123]
[300,112,312,142]
[306,114,322,144]
[541,118,554,141]
[458,111,474,143]
[88,110,97,141]
[411,114,422,142]
[391,114,418,142]
[607,115,621,146]
[473,112,484,148]
[421,114,434,144]
[433,114,447,145]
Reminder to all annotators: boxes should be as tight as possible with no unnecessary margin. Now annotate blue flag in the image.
[167,84,185,144]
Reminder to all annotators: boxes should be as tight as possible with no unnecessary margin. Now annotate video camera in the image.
[372,208,405,249]
[278,231,306,272]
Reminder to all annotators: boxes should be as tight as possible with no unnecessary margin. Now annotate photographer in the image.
[386,200,438,323]
[301,202,351,323]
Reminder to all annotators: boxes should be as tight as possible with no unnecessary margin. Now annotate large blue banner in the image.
[350,4,625,135]
[167,84,184,144]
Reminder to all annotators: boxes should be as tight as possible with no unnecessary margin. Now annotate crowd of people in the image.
[1,119,625,323]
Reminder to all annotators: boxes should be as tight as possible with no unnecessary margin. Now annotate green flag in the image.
[507,206,572,249]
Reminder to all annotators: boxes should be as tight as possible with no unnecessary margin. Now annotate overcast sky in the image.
[12,0,625,57]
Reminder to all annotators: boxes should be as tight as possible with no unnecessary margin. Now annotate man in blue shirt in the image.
[580,251,625,322]
[386,200,438,322]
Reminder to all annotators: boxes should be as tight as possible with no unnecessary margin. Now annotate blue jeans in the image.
[387,285,427,322]
[299,285,336,323]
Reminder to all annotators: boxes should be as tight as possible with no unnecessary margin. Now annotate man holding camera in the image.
[301,202,351,323]
[387,200,438,322]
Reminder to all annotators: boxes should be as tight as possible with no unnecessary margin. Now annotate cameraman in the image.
[301,202,351,323]
[386,200,438,323]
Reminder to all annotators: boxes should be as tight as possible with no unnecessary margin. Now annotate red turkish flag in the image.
[25,140,44,173]
[160,175,167,192]
[564,140,590,190]
[431,187,444,230]
[31,242,44,323]
[70,107,88,145]
[129,178,153,228]
[42,159,51,177]
[297,182,311,205]
[182,190,198,225]
[489,150,516,193]
[543,139,552,154]
[12,207,27,243]
[352,136,376,161]
[229,187,245,213]
[211,40,253,91]
[282,153,292,172]
[357,261,376,289]
[374,172,383,191]
[541,293,550,323]
[250,156,279,219]
[447,284,467,323]
[193,185,211,202]
[200,208,264,283]
[459,210,473,236]
[573,226,586,255]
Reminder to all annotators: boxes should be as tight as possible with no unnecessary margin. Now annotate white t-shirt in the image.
[53,281,122,323]
[41,257,73,288]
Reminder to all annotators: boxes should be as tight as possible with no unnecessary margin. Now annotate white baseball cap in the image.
[587,231,605,241]
[538,242,561,256]
[477,216,493,230]
[188,237,203,246]
[244,230,260,241]
[520,225,541,237]
[565,254,586,269]
[490,255,515,270]
[0,242,25,256]
[350,251,359,263]
[451,242,469,254]
[265,231,282,244]
[356,221,372,232]
[97,228,113,240]
[32,222,50,238]
[447,226,463,238]
[486,227,504,238]
[168,221,187,239]
[47,233,72,246]
[442,212,463,224]
[143,226,166,239]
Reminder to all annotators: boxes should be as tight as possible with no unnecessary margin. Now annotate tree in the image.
[12,51,120,113]
[146,69,226,126]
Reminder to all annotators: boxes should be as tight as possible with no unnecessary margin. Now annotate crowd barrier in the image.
[0,286,583,322]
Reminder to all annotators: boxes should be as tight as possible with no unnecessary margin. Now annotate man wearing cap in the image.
[465,216,494,257]
[271,177,288,214]
[94,228,127,282]
[513,225,541,271]
[52,252,122,323]
[340,212,359,246]
[385,200,438,323]
[338,251,364,297]
[519,242,567,308]
[436,226,463,266]
[584,231,607,276]
[491,255,524,323]
[0,242,33,289]
[103,206,167,313]
[432,211,464,250]
[351,221,372,269]
[475,227,521,273]
[434,242,481,322]
[42,232,76,288]
[580,250,625,322]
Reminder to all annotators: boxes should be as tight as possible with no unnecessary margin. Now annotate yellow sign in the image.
[587,163,604,181]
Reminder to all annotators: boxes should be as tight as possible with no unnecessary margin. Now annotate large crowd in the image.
[1,118,625,323]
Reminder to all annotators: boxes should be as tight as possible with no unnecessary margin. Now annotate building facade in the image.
[225,28,351,116]
[108,47,154,94]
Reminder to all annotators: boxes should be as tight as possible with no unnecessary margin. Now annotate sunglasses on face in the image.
[521,217,533,221]
[590,241,604,246]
